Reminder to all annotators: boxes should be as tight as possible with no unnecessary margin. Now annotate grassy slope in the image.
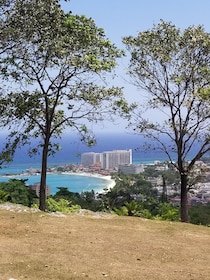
[0,205,210,280]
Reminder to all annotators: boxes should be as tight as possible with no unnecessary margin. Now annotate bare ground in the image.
[0,203,210,280]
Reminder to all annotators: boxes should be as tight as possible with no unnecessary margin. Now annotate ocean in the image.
[0,132,200,194]
[1,132,169,165]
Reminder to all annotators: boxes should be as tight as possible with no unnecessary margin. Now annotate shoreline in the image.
[0,171,116,194]
[60,171,116,192]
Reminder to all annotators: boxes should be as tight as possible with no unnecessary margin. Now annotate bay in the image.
[0,132,200,194]
[0,172,109,195]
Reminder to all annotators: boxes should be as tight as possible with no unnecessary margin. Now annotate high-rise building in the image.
[81,152,102,167]
[101,149,132,170]
[81,149,132,170]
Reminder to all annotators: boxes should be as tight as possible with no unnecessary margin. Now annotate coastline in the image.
[0,170,116,194]
[61,171,116,192]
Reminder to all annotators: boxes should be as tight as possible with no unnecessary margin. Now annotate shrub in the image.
[139,209,153,219]
[46,198,80,213]
[156,203,180,221]
[0,189,9,202]
[114,206,128,216]
[189,204,210,226]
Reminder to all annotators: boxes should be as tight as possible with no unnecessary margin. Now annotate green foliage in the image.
[79,190,105,211]
[143,166,160,178]
[189,204,210,226]
[156,203,180,221]
[0,179,36,206]
[0,0,130,211]
[123,20,210,222]
[139,209,154,219]
[124,200,139,216]
[52,188,105,212]
[106,174,180,221]
[114,199,180,221]
[53,187,81,203]
[0,189,9,202]
[115,200,154,219]
[114,206,128,216]
[46,197,80,213]
[143,165,180,186]
[134,178,158,197]
[105,173,156,210]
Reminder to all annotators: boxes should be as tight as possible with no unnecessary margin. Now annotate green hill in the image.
[0,203,210,280]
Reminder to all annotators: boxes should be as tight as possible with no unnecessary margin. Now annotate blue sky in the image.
[61,0,210,133]
[63,0,210,46]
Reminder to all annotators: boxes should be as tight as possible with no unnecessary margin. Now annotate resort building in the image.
[81,152,102,167]
[101,149,132,170]
[81,149,132,171]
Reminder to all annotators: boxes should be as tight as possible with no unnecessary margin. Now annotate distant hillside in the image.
[0,204,210,280]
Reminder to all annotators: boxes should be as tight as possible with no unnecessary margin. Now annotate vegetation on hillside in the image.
[1,167,210,226]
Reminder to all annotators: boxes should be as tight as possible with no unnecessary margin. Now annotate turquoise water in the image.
[0,172,110,195]
[0,132,198,195]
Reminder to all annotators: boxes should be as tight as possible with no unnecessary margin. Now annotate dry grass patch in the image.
[0,204,210,279]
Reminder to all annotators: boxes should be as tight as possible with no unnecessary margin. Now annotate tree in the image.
[0,0,129,211]
[160,175,167,203]
[123,20,210,222]
[53,187,81,205]
[0,1,18,165]
[0,179,36,206]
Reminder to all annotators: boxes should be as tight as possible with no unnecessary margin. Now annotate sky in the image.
[62,1,210,133]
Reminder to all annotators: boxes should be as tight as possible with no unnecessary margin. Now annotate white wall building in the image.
[81,149,132,170]
[81,152,102,167]
[118,164,144,174]
[101,149,132,170]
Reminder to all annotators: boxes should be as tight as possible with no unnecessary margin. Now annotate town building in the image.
[101,149,132,170]
[81,152,102,167]
[118,164,144,174]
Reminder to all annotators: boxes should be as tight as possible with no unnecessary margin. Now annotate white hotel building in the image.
[81,149,132,170]
[81,152,102,167]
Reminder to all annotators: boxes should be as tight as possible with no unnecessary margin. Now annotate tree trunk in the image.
[161,175,167,203]
[180,174,189,222]
[39,141,49,211]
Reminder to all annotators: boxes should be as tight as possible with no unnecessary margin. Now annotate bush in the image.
[139,209,153,219]
[0,179,36,206]
[189,204,210,226]
[114,206,128,216]
[124,200,139,216]
[0,189,9,202]
[156,203,180,221]
[46,198,80,213]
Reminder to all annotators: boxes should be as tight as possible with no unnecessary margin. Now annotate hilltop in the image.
[0,204,210,280]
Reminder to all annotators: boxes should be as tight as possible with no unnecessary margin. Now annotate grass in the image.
[1,204,210,280]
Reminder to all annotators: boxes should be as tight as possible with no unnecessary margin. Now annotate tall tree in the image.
[0,0,129,211]
[123,20,210,222]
